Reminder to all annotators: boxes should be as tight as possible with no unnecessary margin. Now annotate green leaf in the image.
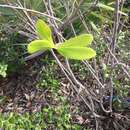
[97,3,128,16]
[89,21,100,34]
[56,34,93,48]
[28,40,54,54]
[84,3,128,16]
[36,19,53,41]
[57,47,96,60]
[0,62,8,78]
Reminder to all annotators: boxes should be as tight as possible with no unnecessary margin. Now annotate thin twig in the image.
[0,4,62,23]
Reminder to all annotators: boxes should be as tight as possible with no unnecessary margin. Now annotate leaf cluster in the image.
[28,19,96,60]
